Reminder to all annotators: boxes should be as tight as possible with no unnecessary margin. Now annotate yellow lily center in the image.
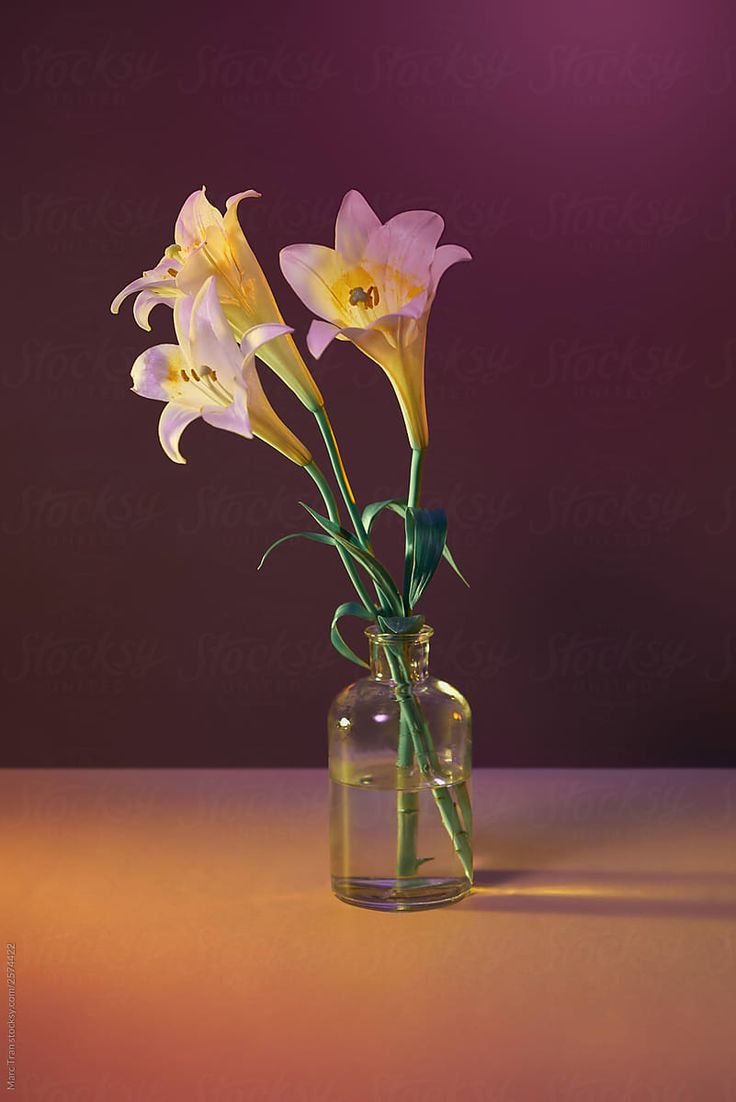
[333,265,423,324]
[168,363,233,407]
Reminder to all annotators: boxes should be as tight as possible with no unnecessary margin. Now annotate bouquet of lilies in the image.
[112,187,473,880]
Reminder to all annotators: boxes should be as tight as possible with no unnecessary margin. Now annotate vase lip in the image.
[364,623,434,644]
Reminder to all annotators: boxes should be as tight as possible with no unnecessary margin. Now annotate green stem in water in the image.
[395,686,418,877]
[395,785,419,877]
[313,406,371,549]
[387,643,473,882]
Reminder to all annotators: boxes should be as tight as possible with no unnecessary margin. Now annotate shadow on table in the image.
[464,868,736,919]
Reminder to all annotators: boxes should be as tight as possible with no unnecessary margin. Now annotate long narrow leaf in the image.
[404,507,448,609]
[298,502,403,613]
[442,543,470,587]
[362,498,404,533]
[258,530,336,571]
[363,498,470,588]
[331,602,374,668]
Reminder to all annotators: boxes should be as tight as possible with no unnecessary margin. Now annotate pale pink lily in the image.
[279,190,471,450]
[131,277,312,467]
[113,188,324,412]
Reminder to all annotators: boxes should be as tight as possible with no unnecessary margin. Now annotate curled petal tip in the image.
[226,190,261,209]
[239,321,294,360]
[307,319,340,359]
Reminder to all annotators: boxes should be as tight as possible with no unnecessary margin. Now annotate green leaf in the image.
[362,498,404,533]
[258,530,336,570]
[331,602,374,669]
[442,543,470,588]
[298,502,403,614]
[404,507,448,609]
[362,498,470,589]
[376,614,425,635]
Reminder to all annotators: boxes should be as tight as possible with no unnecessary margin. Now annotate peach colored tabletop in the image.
[2,768,735,1101]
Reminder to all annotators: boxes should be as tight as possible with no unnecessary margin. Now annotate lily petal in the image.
[325,290,431,344]
[242,357,312,466]
[306,319,341,359]
[225,190,262,217]
[132,287,176,331]
[111,253,182,325]
[188,278,243,385]
[111,274,174,318]
[201,382,252,439]
[335,190,381,264]
[279,244,344,323]
[364,210,445,284]
[173,296,194,362]
[430,244,472,292]
[131,344,186,401]
[340,319,429,449]
[174,187,224,252]
[240,322,294,361]
[111,274,154,316]
[158,402,201,464]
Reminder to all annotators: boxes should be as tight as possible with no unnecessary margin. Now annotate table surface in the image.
[1,768,735,1101]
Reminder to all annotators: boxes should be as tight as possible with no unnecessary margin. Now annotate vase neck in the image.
[366,627,433,682]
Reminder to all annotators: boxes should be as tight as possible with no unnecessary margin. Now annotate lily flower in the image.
[279,190,471,451]
[113,188,324,412]
[131,277,312,467]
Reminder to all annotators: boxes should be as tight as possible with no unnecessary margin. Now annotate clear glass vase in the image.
[328,625,472,911]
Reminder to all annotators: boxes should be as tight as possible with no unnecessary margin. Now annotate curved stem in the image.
[313,406,371,549]
[304,462,375,614]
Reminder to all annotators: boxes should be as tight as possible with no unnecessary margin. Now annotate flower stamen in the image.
[200,364,234,405]
[349,285,380,309]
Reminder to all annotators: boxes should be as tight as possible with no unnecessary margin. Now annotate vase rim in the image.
[364,623,434,644]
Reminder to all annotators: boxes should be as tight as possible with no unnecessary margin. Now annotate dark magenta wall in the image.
[3,0,736,765]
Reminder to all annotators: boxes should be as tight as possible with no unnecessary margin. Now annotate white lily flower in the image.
[280,190,471,449]
[131,277,311,466]
[114,187,323,411]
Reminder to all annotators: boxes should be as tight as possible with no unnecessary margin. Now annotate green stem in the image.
[408,447,425,510]
[394,446,427,876]
[309,419,469,880]
[304,462,374,614]
[387,644,472,882]
[395,785,419,877]
[313,406,371,549]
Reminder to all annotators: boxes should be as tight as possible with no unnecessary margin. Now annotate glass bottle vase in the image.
[328,625,472,911]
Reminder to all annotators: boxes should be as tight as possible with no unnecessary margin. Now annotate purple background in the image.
[3,0,736,766]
